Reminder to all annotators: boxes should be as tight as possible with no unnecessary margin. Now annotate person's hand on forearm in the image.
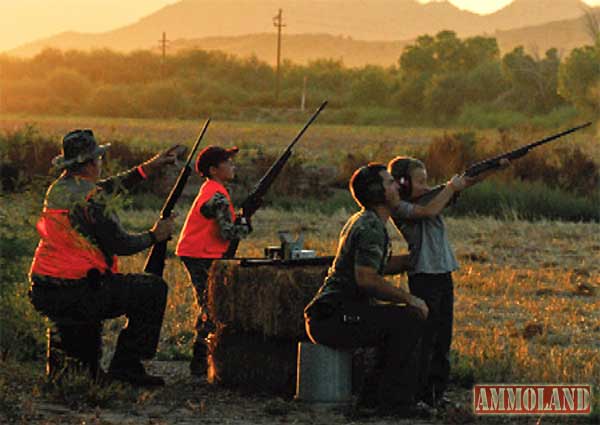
[408,295,429,319]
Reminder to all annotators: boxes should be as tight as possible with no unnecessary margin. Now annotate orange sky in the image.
[1,0,599,52]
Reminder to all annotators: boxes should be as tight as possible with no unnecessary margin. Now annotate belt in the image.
[31,268,110,289]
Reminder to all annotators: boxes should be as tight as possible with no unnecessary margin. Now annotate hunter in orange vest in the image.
[176,145,252,376]
[29,129,178,387]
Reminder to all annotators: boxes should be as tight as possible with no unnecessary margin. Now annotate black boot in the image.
[190,338,207,377]
[108,356,165,387]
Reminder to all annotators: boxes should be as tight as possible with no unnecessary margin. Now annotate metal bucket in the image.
[295,342,352,405]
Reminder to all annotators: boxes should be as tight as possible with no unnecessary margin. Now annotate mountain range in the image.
[7,0,598,65]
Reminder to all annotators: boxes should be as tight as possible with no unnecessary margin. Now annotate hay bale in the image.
[207,326,375,397]
[206,260,334,396]
[207,260,328,339]
[207,326,298,396]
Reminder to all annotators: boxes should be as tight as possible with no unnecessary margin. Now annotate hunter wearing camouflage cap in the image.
[52,129,110,170]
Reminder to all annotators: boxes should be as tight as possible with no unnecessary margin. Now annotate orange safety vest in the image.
[176,179,235,259]
[30,208,118,280]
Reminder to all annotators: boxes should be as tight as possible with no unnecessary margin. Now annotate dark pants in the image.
[45,320,103,379]
[305,299,425,406]
[180,257,215,363]
[408,272,454,402]
[30,272,168,379]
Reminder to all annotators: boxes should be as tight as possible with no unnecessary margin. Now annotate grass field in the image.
[1,190,599,423]
[1,115,599,423]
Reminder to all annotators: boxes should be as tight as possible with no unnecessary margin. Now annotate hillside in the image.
[8,0,592,58]
[159,10,599,67]
[483,0,592,30]
[495,10,600,55]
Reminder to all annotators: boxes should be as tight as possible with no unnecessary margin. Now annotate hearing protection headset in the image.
[388,157,415,200]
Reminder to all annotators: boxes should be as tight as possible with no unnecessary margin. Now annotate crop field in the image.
[1,115,599,424]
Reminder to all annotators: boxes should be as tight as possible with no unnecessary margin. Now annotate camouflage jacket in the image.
[42,167,154,268]
[200,192,251,240]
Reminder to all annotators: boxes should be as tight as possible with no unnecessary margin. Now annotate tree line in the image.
[1,30,598,127]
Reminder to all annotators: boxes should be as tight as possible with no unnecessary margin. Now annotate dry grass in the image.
[0,114,434,163]
[2,192,599,423]
[111,207,600,392]
[3,114,597,166]
[4,181,598,391]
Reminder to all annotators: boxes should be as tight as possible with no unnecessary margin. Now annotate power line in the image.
[158,31,170,79]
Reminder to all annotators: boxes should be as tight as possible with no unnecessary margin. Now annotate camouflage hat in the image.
[195,145,239,177]
[52,129,110,170]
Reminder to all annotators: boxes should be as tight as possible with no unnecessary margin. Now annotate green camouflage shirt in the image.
[200,192,251,240]
[312,209,391,303]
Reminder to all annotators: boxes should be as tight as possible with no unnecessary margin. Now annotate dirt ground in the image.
[7,360,587,425]
[10,360,485,425]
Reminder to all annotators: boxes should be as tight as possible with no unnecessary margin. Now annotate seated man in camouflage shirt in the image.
[176,145,252,376]
[304,163,429,416]
[29,129,178,386]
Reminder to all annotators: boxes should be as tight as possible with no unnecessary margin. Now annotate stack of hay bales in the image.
[206,260,328,396]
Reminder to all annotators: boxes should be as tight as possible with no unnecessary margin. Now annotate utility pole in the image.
[158,32,169,79]
[273,9,285,102]
[301,76,307,111]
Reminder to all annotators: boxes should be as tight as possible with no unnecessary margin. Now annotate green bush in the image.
[354,107,411,126]
[449,180,599,222]
[457,104,528,129]
[0,125,58,191]
[86,84,138,117]
[271,189,356,215]
[46,68,92,114]
[529,105,579,129]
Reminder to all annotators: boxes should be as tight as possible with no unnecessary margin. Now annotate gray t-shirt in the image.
[392,201,458,275]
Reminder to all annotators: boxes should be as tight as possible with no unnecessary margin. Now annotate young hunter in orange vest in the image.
[29,129,178,387]
[176,145,252,376]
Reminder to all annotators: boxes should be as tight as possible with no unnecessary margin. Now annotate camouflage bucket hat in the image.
[52,129,110,170]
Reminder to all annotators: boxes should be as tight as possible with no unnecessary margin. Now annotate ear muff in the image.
[391,158,413,200]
